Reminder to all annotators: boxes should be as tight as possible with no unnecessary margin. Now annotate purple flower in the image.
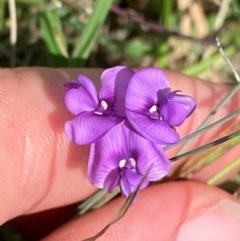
[64,66,134,144]
[88,123,170,198]
[125,68,196,145]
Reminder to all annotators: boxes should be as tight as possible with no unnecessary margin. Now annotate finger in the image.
[42,181,240,241]
[0,68,100,223]
[0,68,239,224]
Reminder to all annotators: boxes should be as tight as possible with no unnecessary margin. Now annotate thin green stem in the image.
[207,157,240,185]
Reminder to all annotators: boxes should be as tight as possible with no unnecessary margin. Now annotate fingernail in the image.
[176,199,240,241]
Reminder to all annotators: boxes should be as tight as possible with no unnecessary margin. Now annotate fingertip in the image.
[42,182,238,241]
[176,199,240,241]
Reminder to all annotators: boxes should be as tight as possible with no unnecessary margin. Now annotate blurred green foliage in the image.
[0,0,239,81]
[0,224,25,241]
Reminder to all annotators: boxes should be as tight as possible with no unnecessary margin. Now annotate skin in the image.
[0,67,240,240]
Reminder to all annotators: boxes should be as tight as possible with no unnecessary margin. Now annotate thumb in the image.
[176,198,240,241]
[42,181,240,241]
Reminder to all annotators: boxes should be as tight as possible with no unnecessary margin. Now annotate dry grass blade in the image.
[76,189,107,216]
[164,109,240,151]
[233,186,240,202]
[81,167,152,241]
[179,71,240,155]
[216,38,240,83]
[178,37,240,154]
[110,6,216,45]
[76,188,120,217]
[169,121,240,179]
[170,129,240,162]
[214,0,231,31]
[8,0,17,67]
[91,187,120,210]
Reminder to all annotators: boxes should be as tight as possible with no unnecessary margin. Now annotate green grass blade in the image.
[71,0,114,66]
[207,157,240,185]
[0,0,6,31]
[183,46,235,76]
[14,0,45,9]
[161,0,173,28]
[40,9,68,58]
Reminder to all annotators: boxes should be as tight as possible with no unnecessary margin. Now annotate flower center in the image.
[149,105,158,113]
[149,104,159,119]
[129,157,136,168]
[119,158,136,170]
[119,159,126,169]
[94,111,103,115]
[94,100,108,115]
[100,100,108,110]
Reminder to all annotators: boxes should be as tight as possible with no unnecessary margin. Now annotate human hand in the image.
[1,68,240,240]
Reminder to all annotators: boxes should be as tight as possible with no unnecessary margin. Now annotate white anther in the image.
[149,105,158,113]
[94,111,103,115]
[100,100,108,110]
[119,159,126,169]
[150,115,159,120]
[129,158,136,168]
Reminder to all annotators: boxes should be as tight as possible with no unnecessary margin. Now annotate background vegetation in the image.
[1,0,240,82]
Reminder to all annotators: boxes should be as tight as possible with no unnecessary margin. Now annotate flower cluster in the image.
[64,66,196,198]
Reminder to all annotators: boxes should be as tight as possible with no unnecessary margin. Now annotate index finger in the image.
[0,67,239,223]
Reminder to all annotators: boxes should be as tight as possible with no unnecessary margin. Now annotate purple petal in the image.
[87,124,127,188]
[88,143,118,189]
[65,88,97,115]
[99,66,134,117]
[137,144,171,181]
[125,126,171,181]
[86,124,141,190]
[65,112,122,145]
[120,175,132,197]
[161,101,187,127]
[126,111,179,144]
[125,68,170,114]
[63,81,82,91]
[124,169,149,190]
[87,123,170,194]
[78,74,98,104]
[104,168,120,192]
[167,91,196,117]
[118,124,171,181]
